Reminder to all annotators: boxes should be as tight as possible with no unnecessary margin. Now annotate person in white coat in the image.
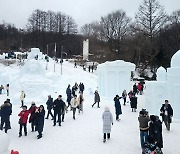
[70,95,79,120]
[20,91,26,107]
[102,106,113,143]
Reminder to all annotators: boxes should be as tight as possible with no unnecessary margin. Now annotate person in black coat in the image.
[0,101,12,133]
[113,95,122,121]
[133,83,137,95]
[45,95,54,120]
[66,84,72,109]
[160,100,173,131]
[28,102,38,132]
[36,105,45,139]
[130,93,137,112]
[149,115,163,150]
[53,95,65,126]
[79,82,85,94]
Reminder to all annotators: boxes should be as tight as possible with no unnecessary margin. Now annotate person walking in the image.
[138,109,150,153]
[20,91,26,107]
[71,95,79,120]
[0,85,4,94]
[53,95,64,126]
[92,90,100,108]
[45,95,54,120]
[28,102,38,132]
[113,95,122,121]
[6,84,9,96]
[102,106,113,143]
[149,115,163,150]
[122,89,127,105]
[133,83,137,95]
[72,83,78,97]
[160,100,173,131]
[35,105,45,139]
[79,82,85,94]
[130,93,138,112]
[18,105,29,137]
[61,98,67,122]
[78,92,84,114]
[74,61,77,68]
[0,100,12,133]
[66,84,72,109]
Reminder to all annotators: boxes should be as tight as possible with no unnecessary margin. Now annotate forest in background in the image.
[0,0,180,75]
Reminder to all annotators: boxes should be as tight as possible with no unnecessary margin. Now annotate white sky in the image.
[0,0,180,29]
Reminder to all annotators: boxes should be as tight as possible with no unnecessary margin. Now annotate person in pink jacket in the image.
[18,105,29,137]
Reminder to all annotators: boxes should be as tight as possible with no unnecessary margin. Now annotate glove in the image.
[112,123,113,125]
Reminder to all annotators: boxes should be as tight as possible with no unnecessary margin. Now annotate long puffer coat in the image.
[37,109,45,133]
[102,108,113,133]
[114,96,122,115]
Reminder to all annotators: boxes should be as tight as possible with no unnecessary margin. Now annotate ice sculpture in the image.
[145,50,180,119]
[97,60,135,98]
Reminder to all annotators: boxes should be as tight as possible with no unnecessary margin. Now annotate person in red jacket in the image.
[137,83,142,95]
[18,105,29,137]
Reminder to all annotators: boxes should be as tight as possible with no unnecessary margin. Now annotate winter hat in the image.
[31,102,35,105]
[150,115,156,122]
[6,98,10,102]
[104,106,110,111]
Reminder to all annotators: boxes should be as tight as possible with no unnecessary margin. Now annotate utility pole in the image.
[54,43,56,72]
[45,45,48,70]
[60,46,67,75]
[61,46,63,75]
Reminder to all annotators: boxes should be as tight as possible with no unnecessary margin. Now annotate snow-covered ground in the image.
[0,59,180,154]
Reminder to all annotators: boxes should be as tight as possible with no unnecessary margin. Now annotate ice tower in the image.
[145,50,180,119]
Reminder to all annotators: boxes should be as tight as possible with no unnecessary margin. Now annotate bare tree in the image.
[99,10,131,52]
[135,0,168,39]
[55,12,66,34]
[169,9,180,24]
[66,16,78,34]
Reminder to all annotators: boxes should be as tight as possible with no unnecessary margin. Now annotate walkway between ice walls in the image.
[145,50,180,121]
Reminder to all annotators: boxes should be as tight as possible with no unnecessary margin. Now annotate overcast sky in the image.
[0,0,179,29]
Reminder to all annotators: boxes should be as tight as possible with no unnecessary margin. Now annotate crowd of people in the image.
[0,82,86,140]
[0,81,174,154]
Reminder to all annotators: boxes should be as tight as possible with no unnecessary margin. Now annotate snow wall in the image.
[97,60,135,98]
[145,50,180,120]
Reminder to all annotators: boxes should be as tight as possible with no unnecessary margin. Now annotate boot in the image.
[37,134,42,139]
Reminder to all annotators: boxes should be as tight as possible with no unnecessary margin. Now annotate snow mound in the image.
[20,59,45,77]
[27,48,43,60]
